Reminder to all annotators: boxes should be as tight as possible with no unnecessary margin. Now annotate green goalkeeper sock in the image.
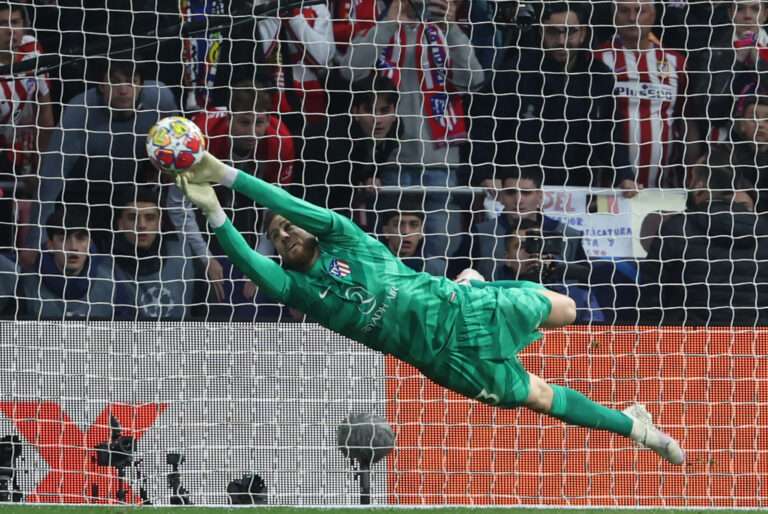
[549,384,633,437]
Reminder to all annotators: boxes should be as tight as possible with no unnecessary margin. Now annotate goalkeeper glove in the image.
[183,151,228,185]
[176,175,225,227]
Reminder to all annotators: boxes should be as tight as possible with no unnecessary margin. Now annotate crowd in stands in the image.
[0,0,766,326]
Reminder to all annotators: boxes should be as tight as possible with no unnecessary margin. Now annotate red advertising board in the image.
[385,327,768,507]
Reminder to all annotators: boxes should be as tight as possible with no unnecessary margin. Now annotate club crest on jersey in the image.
[328,259,351,278]
[657,59,676,81]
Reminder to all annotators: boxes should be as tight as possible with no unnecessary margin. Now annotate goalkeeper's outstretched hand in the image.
[176,175,222,217]
[184,151,228,184]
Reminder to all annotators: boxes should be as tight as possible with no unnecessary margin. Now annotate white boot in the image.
[623,404,685,465]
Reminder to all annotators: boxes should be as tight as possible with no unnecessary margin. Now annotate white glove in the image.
[176,175,222,217]
[184,151,229,184]
[455,268,485,286]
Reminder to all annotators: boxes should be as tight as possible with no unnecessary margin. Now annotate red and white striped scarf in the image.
[377,23,467,146]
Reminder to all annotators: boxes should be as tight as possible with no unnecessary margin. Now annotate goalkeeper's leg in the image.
[525,372,685,465]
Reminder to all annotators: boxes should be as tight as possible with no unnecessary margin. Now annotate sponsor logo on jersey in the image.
[328,259,351,278]
[614,81,675,102]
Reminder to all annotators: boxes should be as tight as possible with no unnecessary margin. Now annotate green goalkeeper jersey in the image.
[214,170,549,384]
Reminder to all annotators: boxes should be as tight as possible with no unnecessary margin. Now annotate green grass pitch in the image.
[0,507,764,514]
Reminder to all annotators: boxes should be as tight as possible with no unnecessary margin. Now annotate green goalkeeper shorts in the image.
[425,284,552,408]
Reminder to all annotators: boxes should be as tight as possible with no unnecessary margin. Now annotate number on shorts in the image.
[475,388,500,405]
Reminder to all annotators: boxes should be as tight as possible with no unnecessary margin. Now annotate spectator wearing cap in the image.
[112,186,201,321]
[640,148,768,325]
[19,206,128,320]
[471,168,587,282]
[380,198,447,276]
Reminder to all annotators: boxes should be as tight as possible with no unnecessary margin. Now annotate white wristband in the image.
[220,165,238,188]
[207,208,227,229]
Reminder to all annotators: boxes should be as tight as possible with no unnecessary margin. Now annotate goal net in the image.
[0,0,764,507]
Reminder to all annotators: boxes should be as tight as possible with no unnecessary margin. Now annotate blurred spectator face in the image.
[352,95,397,139]
[48,230,90,275]
[735,102,768,147]
[230,111,269,156]
[614,0,655,46]
[541,9,586,65]
[500,177,543,218]
[98,69,142,117]
[383,213,424,258]
[504,228,538,277]
[0,6,24,51]
[731,1,767,40]
[117,201,161,250]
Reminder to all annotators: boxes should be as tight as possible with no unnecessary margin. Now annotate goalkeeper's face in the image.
[268,215,319,271]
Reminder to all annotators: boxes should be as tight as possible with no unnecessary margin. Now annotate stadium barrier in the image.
[0,322,764,507]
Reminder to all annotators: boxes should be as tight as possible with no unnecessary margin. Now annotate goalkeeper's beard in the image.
[281,236,319,272]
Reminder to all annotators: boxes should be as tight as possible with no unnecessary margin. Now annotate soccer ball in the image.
[146,116,205,174]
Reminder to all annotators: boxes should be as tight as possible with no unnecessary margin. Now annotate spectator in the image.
[499,218,605,323]
[0,252,16,316]
[0,1,54,173]
[0,2,54,251]
[179,0,229,111]
[688,0,768,148]
[472,167,587,281]
[300,74,398,224]
[192,78,295,253]
[341,0,485,256]
[595,0,688,188]
[19,206,127,320]
[471,2,635,192]
[722,94,768,212]
[332,0,377,57]
[31,59,177,253]
[640,150,768,325]
[380,196,447,276]
[27,59,225,296]
[113,185,200,321]
[257,1,335,131]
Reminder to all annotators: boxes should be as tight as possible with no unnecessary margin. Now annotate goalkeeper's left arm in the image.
[176,175,291,301]
[187,152,361,242]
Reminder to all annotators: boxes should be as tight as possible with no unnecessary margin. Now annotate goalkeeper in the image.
[177,153,684,466]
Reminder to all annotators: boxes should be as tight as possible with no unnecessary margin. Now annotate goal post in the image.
[0,0,764,508]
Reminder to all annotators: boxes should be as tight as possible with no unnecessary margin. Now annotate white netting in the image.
[0,0,764,507]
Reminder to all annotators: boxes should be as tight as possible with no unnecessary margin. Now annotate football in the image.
[146,116,206,174]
